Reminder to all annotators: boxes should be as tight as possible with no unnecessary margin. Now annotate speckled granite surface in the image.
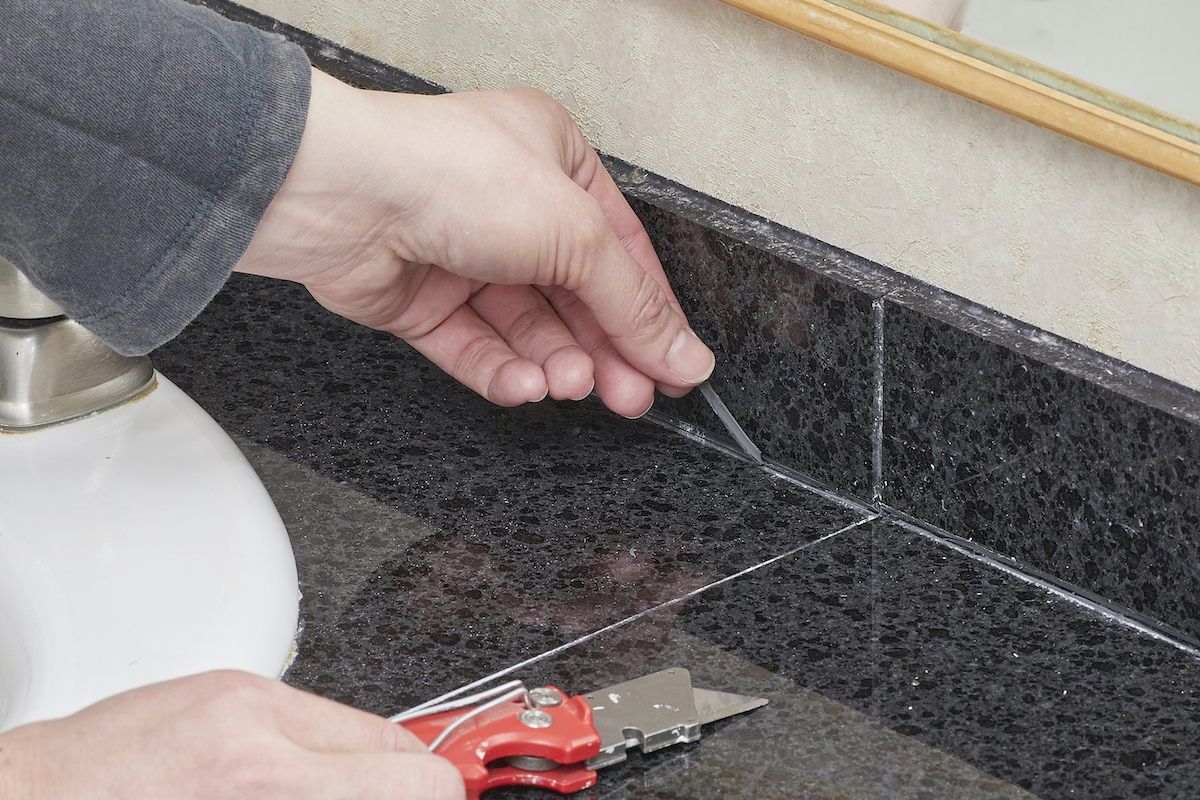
[884,304,1200,641]
[152,275,868,711]
[154,274,1200,800]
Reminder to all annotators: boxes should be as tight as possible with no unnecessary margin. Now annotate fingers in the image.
[562,128,714,397]
[401,302,549,407]
[568,145,685,321]
[17,672,465,800]
[262,683,465,800]
[537,213,714,414]
[575,226,714,388]
[407,90,712,405]
[97,671,428,756]
[257,76,713,413]
[238,675,429,755]
[468,284,594,401]
[287,751,465,800]
[201,677,466,800]
[538,285,657,418]
[545,155,714,394]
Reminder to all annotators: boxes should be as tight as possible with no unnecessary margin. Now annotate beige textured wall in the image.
[248,0,1200,391]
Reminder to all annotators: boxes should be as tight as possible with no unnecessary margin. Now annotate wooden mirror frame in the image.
[720,0,1200,188]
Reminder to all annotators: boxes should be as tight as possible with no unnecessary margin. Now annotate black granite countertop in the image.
[153,272,1200,800]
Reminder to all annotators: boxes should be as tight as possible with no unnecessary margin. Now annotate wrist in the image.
[234,66,414,288]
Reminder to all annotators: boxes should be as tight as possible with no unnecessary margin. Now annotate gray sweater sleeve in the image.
[0,0,311,355]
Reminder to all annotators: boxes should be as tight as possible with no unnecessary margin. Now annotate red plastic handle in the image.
[400,689,602,799]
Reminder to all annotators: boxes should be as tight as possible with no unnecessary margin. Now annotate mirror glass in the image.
[831,0,1200,145]
[961,0,1199,127]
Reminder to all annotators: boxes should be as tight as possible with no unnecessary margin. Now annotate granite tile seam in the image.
[872,298,886,504]
[391,515,879,715]
[887,510,1200,657]
[649,404,1200,658]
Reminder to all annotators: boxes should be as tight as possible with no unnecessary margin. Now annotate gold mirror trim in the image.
[719,0,1200,188]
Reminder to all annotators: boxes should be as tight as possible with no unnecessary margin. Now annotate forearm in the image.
[0,0,310,354]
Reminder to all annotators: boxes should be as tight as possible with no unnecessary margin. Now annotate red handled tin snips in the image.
[389,668,767,798]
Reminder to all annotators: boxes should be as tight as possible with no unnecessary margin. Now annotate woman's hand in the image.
[236,70,714,419]
[0,671,464,800]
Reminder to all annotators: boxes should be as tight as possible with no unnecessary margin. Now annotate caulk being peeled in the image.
[699,382,763,463]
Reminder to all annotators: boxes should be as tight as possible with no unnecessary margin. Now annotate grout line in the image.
[868,503,882,719]
[392,515,880,715]
[889,512,1200,658]
[871,298,885,505]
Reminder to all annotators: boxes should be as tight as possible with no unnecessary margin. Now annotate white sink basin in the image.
[0,373,299,731]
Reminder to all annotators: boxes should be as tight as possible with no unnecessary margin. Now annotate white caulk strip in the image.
[699,382,762,464]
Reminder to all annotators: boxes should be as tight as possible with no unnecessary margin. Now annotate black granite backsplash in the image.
[620,172,1200,644]
[635,200,877,498]
[884,304,1200,640]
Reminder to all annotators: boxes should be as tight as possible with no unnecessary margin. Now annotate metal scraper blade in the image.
[692,686,769,725]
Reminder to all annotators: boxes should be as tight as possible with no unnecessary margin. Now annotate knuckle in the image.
[211,748,269,790]
[185,724,283,794]
[194,671,277,716]
[453,333,506,388]
[559,209,612,286]
[514,86,563,116]
[507,303,552,345]
[627,277,673,343]
[586,336,617,361]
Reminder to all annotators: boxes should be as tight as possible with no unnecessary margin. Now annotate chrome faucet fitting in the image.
[0,257,155,430]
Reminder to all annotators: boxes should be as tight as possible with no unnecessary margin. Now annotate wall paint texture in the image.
[246,0,1200,392]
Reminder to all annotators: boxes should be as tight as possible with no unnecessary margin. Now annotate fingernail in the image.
[621,396,654,420]
[667,328,715,384]
[569,380,596,402]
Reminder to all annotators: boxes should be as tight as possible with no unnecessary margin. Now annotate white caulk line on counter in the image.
[699,382,762,464]
[648,390,1200,661]
[391,515,879,718]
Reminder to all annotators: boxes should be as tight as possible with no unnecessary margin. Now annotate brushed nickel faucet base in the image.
[0,257,156,431]
[0,318,156,431]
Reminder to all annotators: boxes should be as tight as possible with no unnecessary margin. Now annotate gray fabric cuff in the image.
[0,0,311,354]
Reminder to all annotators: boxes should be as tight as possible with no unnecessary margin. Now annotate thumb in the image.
[565,207,715,389]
